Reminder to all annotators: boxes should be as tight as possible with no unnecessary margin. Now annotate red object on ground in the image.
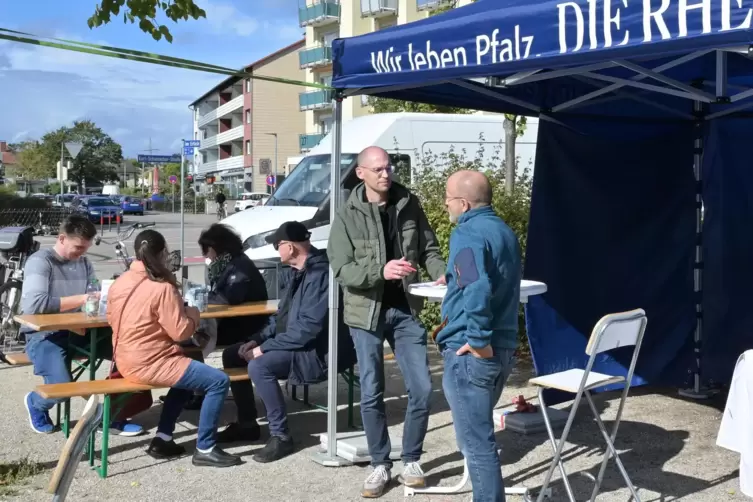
[512,395,536,413]
[100,216,104,226]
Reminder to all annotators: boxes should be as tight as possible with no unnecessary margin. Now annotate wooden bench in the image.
[35,367,251,479]
[5,353,91,366]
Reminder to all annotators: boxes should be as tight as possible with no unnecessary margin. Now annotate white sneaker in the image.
[400,461,426,488]
[362,465,391,498]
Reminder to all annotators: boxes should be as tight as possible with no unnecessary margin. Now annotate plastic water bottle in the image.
[84,279,100,317]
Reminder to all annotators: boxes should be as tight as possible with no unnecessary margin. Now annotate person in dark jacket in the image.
[199,223,270,346]
[218,221,330,463]
[176,224,270,410]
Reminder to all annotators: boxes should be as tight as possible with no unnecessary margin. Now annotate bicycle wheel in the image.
[0,279,23,359]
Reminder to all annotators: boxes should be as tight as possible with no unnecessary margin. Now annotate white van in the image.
[222,112,538,261]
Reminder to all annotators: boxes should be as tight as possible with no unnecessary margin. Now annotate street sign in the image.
[169,175,178,184]
[266,175,276,187]
[183,146,194,156]
[64,142,83,159]
[184,140,201,148]
[259,158,271,174]
[138,154,181,164]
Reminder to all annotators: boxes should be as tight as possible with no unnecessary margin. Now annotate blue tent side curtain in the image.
[331,0,753,120]
[324,0,753,393]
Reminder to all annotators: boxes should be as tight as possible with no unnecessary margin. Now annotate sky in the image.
[0,0,304,157]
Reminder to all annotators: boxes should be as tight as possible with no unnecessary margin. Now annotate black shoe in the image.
[216,422,261,444]
[192,447,242,468]
[146,437,186,459]
[252,435,294,463]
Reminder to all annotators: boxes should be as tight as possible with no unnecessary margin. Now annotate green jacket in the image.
[328,182,446,331]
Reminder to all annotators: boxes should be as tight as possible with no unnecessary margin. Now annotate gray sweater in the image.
[20,248,96,321]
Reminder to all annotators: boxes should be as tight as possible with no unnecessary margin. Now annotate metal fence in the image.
[150,198,207,214]
[0,207,77,234]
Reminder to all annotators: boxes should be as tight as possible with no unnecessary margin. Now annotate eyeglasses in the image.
[273,241,291,251]
[359,165,394,175]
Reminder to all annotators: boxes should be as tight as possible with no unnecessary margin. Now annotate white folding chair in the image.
[529,309,647,502]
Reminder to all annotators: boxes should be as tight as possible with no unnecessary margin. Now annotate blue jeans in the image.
[158,360,230,450]
[442,348,515,502]
[248,350,294,438]
[350,307,432,468]
[26,331,112,413]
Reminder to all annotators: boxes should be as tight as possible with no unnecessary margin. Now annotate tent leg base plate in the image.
[678,387,719,399]
[310,449,353,467]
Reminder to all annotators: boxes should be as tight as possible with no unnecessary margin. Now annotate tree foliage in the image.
[8,141,54,181]
[405,144,534,349]
[88,0,206,42]
[368,96,472,115]
[37,120,123,188]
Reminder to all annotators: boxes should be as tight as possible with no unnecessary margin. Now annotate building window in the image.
[245,140,251,155]
[246,79,251,93]
[245,109,251,124]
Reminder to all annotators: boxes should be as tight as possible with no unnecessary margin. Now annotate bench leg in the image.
[303,385,309,405]
[95,394,112,479]
[291,385,298,401]
[63,399,71,438]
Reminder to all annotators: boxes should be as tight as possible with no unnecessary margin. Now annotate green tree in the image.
[409,145,534,352]
[88,0,206,42]
[38,120,123,188]
[9,141,54,180]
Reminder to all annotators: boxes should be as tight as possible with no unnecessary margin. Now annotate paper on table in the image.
[98,280,114,316]
[411,281,447,289]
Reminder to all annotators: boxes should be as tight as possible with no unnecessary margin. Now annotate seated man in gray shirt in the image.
[21,215,143,436]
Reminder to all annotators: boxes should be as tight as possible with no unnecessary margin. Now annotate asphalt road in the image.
[33,211,218,285]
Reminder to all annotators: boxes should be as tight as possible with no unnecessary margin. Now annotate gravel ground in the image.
[0,348,746,502]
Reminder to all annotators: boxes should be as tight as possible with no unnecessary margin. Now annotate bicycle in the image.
[216,202,227,221]
[94,222,182,277]
[0,226,40,362]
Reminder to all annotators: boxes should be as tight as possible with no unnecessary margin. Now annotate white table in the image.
[404,279,548,500]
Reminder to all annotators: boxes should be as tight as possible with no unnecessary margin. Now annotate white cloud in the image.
[0,29,222,156]
[199,0,260,37]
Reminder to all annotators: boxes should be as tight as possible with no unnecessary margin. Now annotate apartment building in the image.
[190,39,306,197]
[297,0,474,152]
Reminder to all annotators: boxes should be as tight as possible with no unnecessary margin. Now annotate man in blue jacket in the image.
[435,170,522,502]
[218,221,330,463]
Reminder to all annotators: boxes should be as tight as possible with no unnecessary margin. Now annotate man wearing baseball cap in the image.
[218,220,330,463]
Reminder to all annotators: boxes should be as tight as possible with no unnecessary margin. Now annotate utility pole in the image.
[140,137,159,196]
[266,133,278,193]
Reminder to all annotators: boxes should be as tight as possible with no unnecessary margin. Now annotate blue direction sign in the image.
[137,154,181,163]
[266,175,276,187]
[183,146,194,155]
[184,140,201,147]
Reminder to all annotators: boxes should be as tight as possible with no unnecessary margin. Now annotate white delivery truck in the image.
[222,112,538,262]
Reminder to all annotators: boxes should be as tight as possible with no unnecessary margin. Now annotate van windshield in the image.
[266,154,357,207]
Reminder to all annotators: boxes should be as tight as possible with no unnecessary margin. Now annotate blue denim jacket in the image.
[437,206,522,351]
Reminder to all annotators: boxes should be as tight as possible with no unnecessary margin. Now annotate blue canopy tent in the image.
[312,0,753,464]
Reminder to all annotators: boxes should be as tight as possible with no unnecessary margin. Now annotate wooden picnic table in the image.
[14,299,279,438]
[13,300,279,332]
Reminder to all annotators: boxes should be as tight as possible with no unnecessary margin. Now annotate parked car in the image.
[74,196,123,223]
[119,195,145,215]
[53,193,76,208]
[234,192,269,212]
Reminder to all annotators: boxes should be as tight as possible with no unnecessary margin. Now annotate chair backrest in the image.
[585,309,647,356]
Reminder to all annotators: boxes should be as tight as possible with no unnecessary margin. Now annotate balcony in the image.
[362,0,397,17]
[299,0,340,27]
[299,46,333,69]
[198,155,244,175]
[416,0,452,10]
[196,95,244,128]
[299,133,325,151]
[299,90,334,111]
[200,125,244,150]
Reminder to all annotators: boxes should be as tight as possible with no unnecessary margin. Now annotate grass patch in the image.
[0,458,43,496]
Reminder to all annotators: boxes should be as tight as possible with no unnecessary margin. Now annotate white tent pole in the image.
[312,93,349,466]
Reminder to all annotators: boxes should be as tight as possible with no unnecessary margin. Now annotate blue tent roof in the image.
[332,0,753,119]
